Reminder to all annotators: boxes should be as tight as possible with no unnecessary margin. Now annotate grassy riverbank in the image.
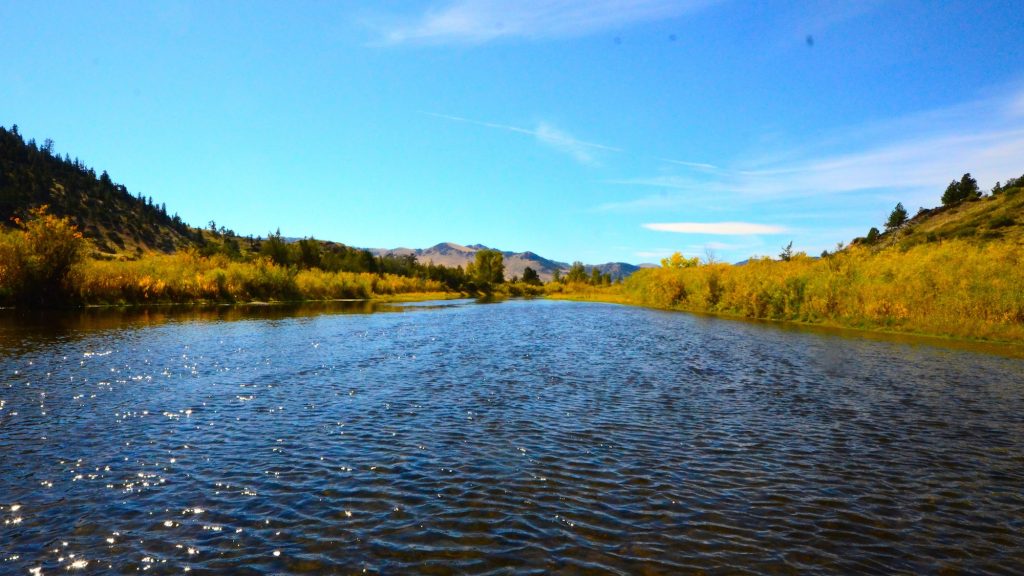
[3,200,1022,345]
[0,208,455,306]
[547,238,1024,343]
[0,207,546,307]
[75,253,449,304]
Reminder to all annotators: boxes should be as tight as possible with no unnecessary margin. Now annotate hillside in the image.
[371,242,642,281]
[897,187,1024,247]
[0,125,198,256]
[850,174,1024,250]
[2,125,643,280]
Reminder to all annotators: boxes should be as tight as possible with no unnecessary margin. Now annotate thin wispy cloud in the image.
[423,112,620,165]
[643,222,788,235]
[534,122,620,165]
[376,0,717,45]
[596,176,730,212]
[600,88,1024,212]
[605,175,720,190]
[736,129,1024,197]
[657,158,721,171]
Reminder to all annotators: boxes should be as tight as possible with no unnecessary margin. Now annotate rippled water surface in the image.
[2,300,1023,574]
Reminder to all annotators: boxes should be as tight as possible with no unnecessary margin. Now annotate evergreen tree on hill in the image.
[886,202,908,230]
[942,172,981,205]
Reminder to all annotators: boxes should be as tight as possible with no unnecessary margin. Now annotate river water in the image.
[1,299,1022,574]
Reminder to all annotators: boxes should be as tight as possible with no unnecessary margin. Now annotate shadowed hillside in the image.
[0,125,197,256]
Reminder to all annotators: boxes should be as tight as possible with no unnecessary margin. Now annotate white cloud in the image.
[534,122,590,164]
[734,128,1024,198]
[376,0,716,45]
[601,88,1024,212]
[424,112,619,165]
[643,222,788,235]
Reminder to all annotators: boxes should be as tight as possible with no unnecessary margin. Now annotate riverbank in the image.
[547,290,1024,357]
[0,208,548,307]
[545,240,1024,346]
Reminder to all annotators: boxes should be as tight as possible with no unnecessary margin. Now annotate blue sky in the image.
[2,1,1022,264]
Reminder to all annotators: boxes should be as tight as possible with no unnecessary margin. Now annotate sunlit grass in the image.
[74,253,446,305]
[4,207,1023,343]
[556,241,1024,343]
[0,211,449,306]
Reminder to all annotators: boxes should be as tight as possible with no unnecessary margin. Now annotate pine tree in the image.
[942,180,961,205]
[779,241,793,261]
[886,202,908,230]
[959,173,980,200]
[942,173,981,205]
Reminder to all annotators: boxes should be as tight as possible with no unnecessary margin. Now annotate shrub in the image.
[0,206,85,306]
[600,240,1024,341]
[988,215,1015,229]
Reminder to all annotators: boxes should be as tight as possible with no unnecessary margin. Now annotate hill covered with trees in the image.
[0,124,619,306]
[0,124,504,304]
[0,125,195,255]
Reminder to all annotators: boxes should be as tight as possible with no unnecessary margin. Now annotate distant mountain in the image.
[370,242,643,282]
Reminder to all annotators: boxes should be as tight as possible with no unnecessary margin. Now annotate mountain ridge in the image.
[369,242,644,282]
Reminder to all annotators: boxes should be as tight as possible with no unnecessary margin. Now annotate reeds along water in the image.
[0,209,444,306]
[610,242,1024,341]
[72,255,446,304]
[4,208,1023,341]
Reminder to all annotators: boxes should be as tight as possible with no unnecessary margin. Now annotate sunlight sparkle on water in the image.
[2,301,1023,574]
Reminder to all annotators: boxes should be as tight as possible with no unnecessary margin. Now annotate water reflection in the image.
[0,299,475,355]
[1,300,1022,574]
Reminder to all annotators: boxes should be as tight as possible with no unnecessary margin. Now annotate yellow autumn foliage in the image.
[70,252,445,305]
[557,241,1024,342]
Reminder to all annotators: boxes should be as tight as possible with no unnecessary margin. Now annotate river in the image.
[1,299,1022,574]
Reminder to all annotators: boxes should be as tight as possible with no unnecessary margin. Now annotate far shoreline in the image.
[547,292,1024,358]
[3,291,1023,358]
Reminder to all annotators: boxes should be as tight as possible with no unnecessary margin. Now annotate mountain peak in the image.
[371,242,642,282]
[427,242,473,254]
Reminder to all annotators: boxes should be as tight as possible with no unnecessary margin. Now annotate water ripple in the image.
[2,300,1023,574]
